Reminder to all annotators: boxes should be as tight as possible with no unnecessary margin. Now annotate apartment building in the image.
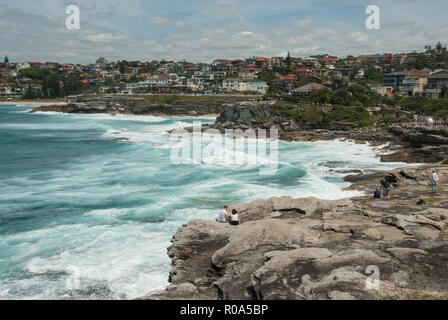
[398,71,429,97]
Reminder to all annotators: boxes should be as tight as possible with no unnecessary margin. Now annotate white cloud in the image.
[148,16,184,27]
[84,33,126,42]
[1,0,448,63]
[293,18,312,28]
[207,2,237,15]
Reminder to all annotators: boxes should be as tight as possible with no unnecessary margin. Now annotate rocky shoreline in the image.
[29,97,448,163]
[29,97,448,299]
[143,165,448,300]
[29,96,248,117]
[206,104,448,164]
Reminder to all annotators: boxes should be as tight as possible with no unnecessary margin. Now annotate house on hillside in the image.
[238,66,259,80]
[273,74,298,89]
[269,57,283,69]
[383,69,420,88]
[425,70,448,99]
[255,57,269,69]
[222,78,268,94]
[295,68,312,78]
[222,78,246,92]
[289,82,327,96]
[398,71,429,97]
[245,79,268,94]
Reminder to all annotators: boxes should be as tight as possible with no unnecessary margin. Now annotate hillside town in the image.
[1,42,448,100]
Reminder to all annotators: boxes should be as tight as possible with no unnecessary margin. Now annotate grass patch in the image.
[269,103,374,127]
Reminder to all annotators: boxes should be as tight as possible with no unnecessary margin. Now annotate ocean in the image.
[0,104,407,299]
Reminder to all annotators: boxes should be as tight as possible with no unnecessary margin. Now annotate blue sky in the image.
[1,0,447,63]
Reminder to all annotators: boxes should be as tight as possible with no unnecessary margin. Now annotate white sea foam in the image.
[70,113,169,122]
[0,107,418,300]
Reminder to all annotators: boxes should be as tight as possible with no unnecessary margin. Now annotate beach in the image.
[0,101,68,107]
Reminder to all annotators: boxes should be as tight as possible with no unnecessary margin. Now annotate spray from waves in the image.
[69,113,169,123]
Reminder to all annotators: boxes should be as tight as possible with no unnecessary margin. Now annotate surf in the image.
[0,104,410,299]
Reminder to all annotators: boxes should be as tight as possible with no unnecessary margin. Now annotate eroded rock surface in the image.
[144,166,448,300]
[29,96,251,117]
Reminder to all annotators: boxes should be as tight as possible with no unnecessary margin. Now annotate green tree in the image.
[310,88,332,105]
[365,65,383,83]
[350,67,360,80]
[47,73,61,98]
[18,67,49,80]
[4,55,9,64]
[61,74,83,96]
[285,52,292,72]
[257,68,278,84]
[441,85,448,99]
[23,85,35,99]
[331,88,352,105]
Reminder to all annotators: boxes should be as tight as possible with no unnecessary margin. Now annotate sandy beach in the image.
[0,101,68,107]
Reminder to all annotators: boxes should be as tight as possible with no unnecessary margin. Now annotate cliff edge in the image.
[143,165,448,300]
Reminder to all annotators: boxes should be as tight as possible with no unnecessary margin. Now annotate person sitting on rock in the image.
[229,209,240,226]
[373,188,381,199]
[216,205,229,223]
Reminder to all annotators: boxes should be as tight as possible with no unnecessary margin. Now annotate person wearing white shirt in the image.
[430,169,439,194]
[229,209,240,226]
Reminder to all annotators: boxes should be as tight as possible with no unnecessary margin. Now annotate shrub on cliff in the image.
[383,96,448,117]
[269,103,373,127]
[323,105,374,127]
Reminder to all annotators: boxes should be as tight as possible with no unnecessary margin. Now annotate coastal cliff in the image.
[27,96,448,299]
[29,96,251,117]
[30,97,448,164]
[208,104,448,163]
[144,165,448,300]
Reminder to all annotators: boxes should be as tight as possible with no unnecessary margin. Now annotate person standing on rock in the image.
[216,205,229,223]
[380,179,391,198]
[430,169,439,194]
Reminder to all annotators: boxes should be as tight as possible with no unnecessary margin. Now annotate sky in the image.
[0,0,448,64]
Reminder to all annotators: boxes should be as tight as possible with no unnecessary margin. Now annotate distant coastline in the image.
[0,100,68,107]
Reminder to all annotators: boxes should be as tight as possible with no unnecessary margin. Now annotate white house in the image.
[222,78,268,94]
[355,69,365,79]
[148,74,170,85]
[245,79,268,94]
[17,62,30,70]
[222,78,246,92]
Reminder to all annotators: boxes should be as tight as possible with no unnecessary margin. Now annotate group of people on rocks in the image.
[373,179,391,199]
[216,205,240,225]
[215,170,441,222]
[373,169,440,199]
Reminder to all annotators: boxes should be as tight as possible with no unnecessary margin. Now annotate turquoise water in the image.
[0,105,407,300]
